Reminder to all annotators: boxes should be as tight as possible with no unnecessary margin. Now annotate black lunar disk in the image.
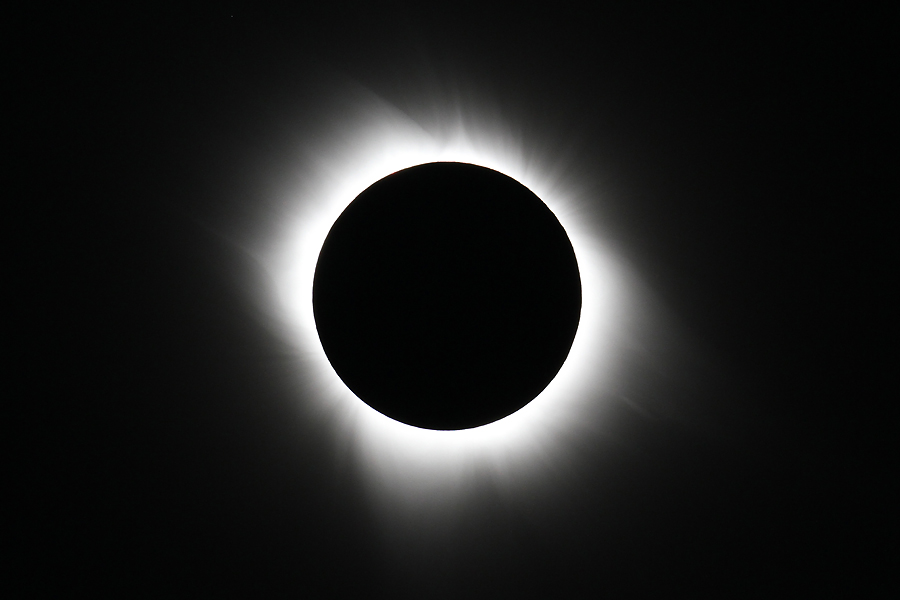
[313,162,581,430]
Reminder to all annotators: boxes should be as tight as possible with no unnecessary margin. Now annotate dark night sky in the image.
[13,4,888,597]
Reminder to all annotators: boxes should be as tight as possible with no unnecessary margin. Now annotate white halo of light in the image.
[259,84,634,514]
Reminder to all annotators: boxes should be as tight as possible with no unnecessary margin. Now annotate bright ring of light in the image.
[258,85,631,512]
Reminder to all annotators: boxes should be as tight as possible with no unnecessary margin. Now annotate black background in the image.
[13,3,888,596]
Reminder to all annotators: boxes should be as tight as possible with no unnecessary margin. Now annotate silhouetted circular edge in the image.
[313,162,582,430]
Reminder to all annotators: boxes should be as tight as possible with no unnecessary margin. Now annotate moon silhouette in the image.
[313,162,581,430]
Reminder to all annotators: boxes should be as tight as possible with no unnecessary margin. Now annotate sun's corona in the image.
[259,88,629,510]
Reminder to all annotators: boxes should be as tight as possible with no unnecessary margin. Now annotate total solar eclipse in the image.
[313,162,581,430]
